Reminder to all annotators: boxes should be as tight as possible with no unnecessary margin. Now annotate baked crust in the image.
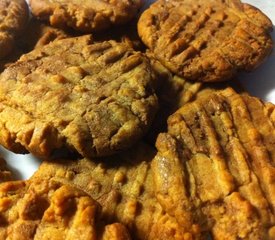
[0,35,158,158]
[0,19,71,72]
[0,0,29,59]
[0,179,131,239]
[31,142,202,239]
[138,0,273,82]
[29,0,143,33]
[153,88,275,238]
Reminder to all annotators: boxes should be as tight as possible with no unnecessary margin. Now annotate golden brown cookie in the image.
[0,0,29,59]
[0,19,71,72]
[29,0,143,33]
[138,0,273,82]
[153,88,275,239]
[0,35,158,158]
[31,142,202,239]
[0,179,131,240]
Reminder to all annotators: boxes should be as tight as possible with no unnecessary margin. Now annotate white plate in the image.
[2,0,275,180]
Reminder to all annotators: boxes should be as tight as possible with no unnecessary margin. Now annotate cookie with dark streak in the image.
[29,0,143,33]
[153,88,275,239]
[138,0,273,82]
[0,35,158,158]
[0,179,131,239]
[0,0,29,59]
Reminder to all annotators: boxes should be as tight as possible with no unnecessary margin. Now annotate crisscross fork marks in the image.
[138,0,273,82]
[0,36,158,157]
[153,88,275,238]
[31,143,202,239]
[29,0,142,32]
[0,179,132,239]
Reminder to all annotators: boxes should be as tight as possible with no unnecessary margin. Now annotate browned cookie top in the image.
[29,0,143,33]
[1,19,71,73]
[0,0,29,59]
[0,35,158,158]
[153,88,275,239]
[31,142,202,239]
[0,179,131,239]
[138,0,273,82]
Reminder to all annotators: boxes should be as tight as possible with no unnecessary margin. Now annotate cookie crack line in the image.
[29,0,143,33]
[0,36,158,158]
[138,0,273,82]
[153,88,275,239]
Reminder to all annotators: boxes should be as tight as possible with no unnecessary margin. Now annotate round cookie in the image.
[29,0,143,33]
[138,0,273,82]
[153,88,275,239]
[0,35,158,158]
[0,0,29,59]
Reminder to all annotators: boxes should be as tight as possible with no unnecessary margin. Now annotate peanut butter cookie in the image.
[138,0,273,82]
[153,88,275,239]
[0,179,131,239]
[31,142,202,239]
[29,0,143,33]
[0,0,29,59]
[0,35,158,158]
[1,19,71,72]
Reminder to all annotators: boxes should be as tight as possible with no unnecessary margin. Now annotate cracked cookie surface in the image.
[0,179,131,239]
[153,88,275,239]
[0,35,158,158]
[31,142,202,240]
[29,0,143,33]
[0,19,71,72]
[0,0,29,59]
[138,0,273,82]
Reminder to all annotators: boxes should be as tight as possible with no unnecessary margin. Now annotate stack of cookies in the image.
[0,0,274,239]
